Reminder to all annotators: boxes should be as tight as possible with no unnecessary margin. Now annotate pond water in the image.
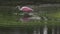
[0,25,60,34]
[0,4,60,34]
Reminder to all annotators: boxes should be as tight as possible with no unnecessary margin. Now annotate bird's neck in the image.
[16,6,21,10]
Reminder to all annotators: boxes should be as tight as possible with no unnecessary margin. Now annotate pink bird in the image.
[20,6,33,12]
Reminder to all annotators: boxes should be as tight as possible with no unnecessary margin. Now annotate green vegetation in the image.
[47,12,60,18]
[0,6,60,27]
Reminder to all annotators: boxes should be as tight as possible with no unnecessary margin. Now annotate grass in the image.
[0,14,41,27]
[0,14,60,27]
[47,12,60,18]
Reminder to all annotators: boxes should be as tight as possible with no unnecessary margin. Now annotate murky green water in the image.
[0,25,60,34]
[0,4,60,34]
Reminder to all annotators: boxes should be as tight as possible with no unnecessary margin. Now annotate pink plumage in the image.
[20,6,33,12]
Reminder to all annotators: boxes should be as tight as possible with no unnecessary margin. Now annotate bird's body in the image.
[16,5,41,22]
[20,6,33,12]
